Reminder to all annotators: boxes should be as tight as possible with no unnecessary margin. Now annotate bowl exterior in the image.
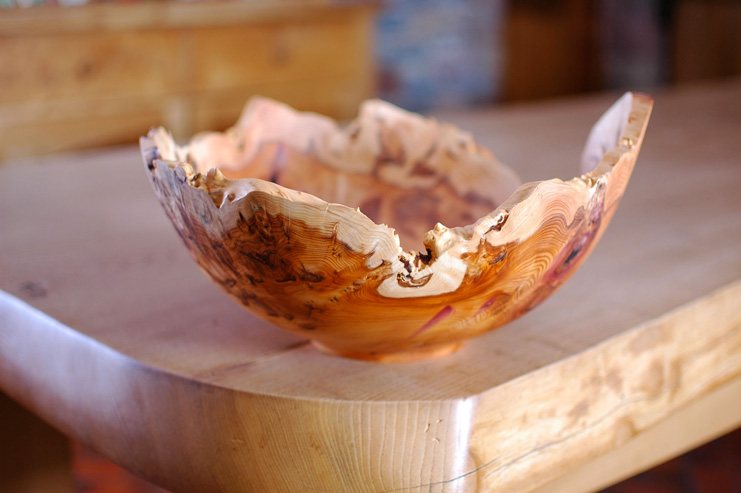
[141,94,653,361]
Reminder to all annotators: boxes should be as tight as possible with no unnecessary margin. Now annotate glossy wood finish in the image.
[1,81,740,492]
[141,94,651,361]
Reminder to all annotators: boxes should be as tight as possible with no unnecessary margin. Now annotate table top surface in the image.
[1,80,740,492]
[2,81,739,401]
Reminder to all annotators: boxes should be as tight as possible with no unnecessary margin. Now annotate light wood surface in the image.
[0,1,376,160]
[1,81,740,491]
[537,377,741,493]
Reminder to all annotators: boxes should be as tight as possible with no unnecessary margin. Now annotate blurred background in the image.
[0,0,739,160]
[1,0,740,491]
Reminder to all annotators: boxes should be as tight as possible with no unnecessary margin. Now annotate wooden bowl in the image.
[140,93,652,362]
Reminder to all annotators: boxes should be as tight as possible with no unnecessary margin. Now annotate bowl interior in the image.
[181,99,522,251]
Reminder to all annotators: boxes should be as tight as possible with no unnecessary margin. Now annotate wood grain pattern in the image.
[0,81,739,492]
[537,377,741,493]
[141,94,651,361]
[0,2,375,159]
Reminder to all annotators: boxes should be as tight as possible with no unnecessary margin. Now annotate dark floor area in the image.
[603,427,741,493]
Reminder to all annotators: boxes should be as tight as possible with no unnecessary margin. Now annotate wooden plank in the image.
[189,20,373,91]
[0,74,372,157]
[0,81,739,491]
[536,376,741,493]
[0,31,182,103]
[0,4,375,159]
[0,6,373,103]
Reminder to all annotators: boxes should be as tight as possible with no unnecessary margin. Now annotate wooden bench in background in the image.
[0,0,376,160]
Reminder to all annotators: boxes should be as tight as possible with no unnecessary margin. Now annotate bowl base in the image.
[311,341,464,363]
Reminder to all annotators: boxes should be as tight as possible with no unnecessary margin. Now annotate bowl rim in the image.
[140,93,653,301]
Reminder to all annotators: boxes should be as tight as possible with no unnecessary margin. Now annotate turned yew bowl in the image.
[140,93,652,362]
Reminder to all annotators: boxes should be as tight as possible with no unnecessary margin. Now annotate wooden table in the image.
[1,80,740,492]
